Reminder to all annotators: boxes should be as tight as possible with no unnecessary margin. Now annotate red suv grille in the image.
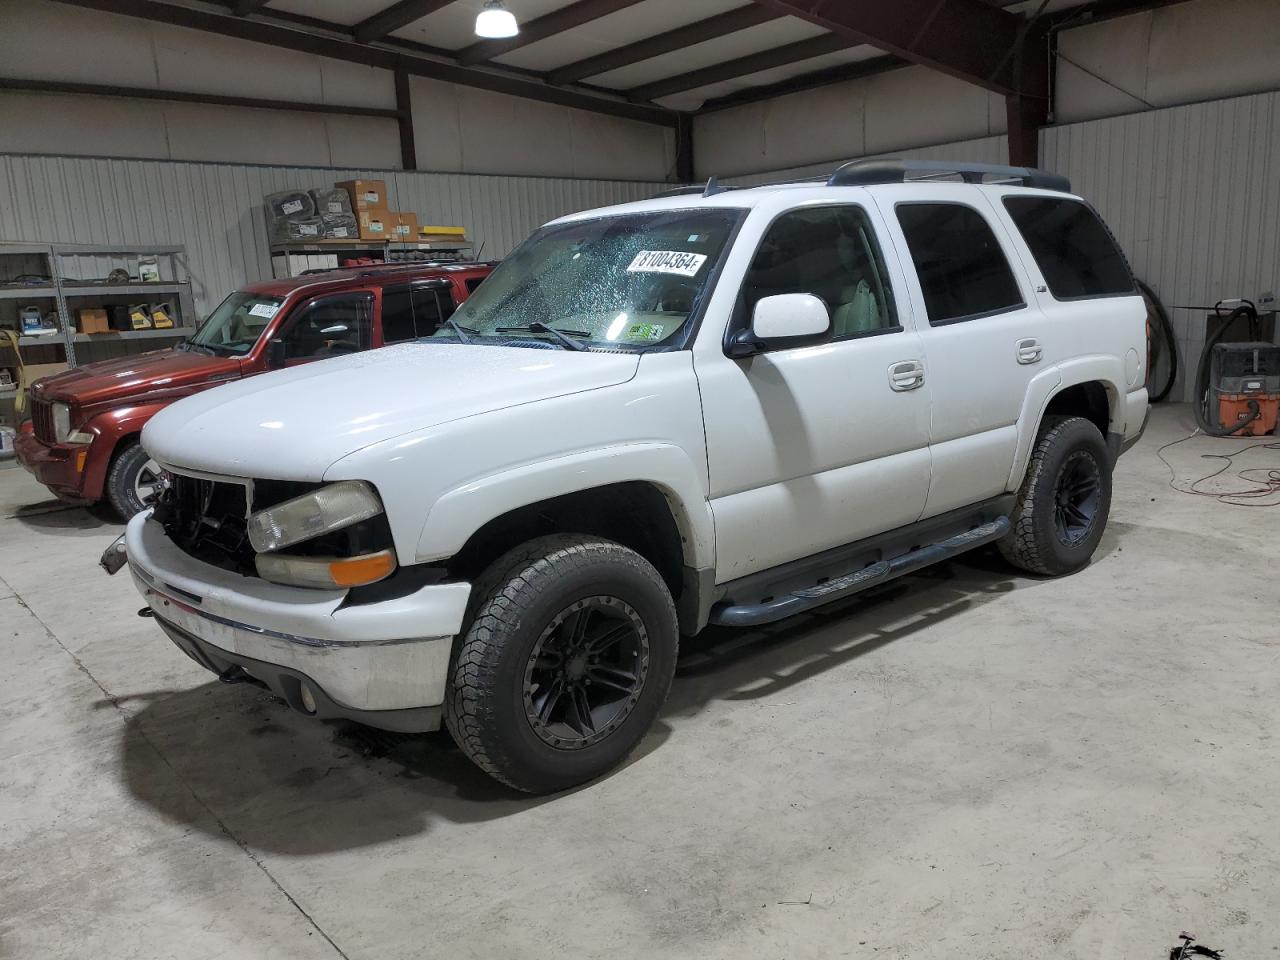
[30,400,55,444]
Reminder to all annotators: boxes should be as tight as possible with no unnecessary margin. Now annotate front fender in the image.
[415,442,715,570]
[1007,355,1124,490]
[80,402,172,498]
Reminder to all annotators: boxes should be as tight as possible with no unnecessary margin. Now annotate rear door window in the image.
[1002,196,1135,299]
[411,284,454,336]
[896,202,1024,325]
[380,286,417,343]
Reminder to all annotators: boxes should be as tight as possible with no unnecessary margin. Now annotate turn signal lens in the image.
[328,551,397,588]
[255,549,396,589]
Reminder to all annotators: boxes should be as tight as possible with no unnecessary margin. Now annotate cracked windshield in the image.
[437,208,741,350]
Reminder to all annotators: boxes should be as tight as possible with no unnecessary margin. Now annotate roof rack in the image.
[827,159,1071,192]
[651,176,739,199]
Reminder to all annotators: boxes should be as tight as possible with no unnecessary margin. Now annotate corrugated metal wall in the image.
[723,134,1011,186]
[0,154,666,317]
[1042,89,1280,401]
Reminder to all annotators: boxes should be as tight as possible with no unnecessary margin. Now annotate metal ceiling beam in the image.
[627,32,853,103]
[457,0,645,67]
[0,76,402,118]
[232,0,270,14]
[353,0,455,44]
[749,0,1046,99]
[48,0,678,127]
[698,53,906,112]
[547,5,782,85]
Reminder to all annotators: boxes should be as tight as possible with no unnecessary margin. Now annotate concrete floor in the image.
[2,403,1278,960]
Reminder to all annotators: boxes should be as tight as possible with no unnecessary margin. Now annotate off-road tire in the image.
[445,534,678,793]
[999,415,1112,576]
[105,441,160,520]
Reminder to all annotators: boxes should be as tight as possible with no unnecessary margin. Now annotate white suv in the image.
[112,160,1149,793]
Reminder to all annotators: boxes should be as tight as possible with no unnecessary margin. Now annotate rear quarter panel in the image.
[982,188,1148,485]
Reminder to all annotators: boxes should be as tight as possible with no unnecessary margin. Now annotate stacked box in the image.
[335,179,388,213]
[389,212,419,241]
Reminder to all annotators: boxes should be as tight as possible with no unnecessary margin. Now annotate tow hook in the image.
[100,534,128,575]
[219,666,251,685]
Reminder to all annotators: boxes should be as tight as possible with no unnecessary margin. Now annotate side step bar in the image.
[709,517,1010,628]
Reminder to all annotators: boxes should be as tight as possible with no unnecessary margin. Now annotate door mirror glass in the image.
[752,293,830,341]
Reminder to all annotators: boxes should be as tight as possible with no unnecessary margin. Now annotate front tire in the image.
[105,441,163,520]
[445,535,678,793]
[999,415,1112,576]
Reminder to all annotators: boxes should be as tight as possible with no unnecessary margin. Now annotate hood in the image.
[32,347,239,407]
[142,342,640,480]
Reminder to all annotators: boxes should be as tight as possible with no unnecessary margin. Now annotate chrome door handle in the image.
[889,360,924,391]
[1016,338,1042,364]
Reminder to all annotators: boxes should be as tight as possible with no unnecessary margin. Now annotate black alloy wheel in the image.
[523,596,650,750]
[1052,450,1103,545]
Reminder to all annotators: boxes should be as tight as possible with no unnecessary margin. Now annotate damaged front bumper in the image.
[118,512,471,732]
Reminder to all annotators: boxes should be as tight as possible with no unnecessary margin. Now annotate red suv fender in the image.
[81,402,171,500]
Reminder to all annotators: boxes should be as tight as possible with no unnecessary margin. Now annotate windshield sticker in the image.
[248,302,280,319]
[626,250,707,277]
[627,322,666,341]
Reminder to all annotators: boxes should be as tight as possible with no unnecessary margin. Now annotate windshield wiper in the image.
[441,317,478,343]
[495,321,588,351]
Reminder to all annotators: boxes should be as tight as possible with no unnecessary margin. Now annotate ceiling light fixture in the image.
[475,0,519,39]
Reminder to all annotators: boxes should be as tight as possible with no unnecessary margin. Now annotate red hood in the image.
[32,347,241,408]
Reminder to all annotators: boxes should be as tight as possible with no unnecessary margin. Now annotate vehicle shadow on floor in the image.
[667,549,1020,715]
[7,500,119,534]
[114,549,1026,855]
[116,677,674,854]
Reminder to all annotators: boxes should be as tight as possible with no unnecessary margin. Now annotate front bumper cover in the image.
[155,614,443,732]
[14,429,88,499]
[125,512,471,727]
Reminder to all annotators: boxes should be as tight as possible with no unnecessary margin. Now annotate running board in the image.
[709,517,1010,628]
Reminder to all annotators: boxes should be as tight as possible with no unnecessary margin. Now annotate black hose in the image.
[1192,301,1262,436]
[1137,279,1177,403]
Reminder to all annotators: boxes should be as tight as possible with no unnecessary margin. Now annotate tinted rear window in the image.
[1003,196,1134,299]
[895,202,1023,324]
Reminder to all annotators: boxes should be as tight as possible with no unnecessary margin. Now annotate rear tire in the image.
[999,415,1112,576]
[105,442,163,520]
[445,534,678,793]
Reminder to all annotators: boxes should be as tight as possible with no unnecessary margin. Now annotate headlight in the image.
[51,402,93,444]
[247,480,383,553]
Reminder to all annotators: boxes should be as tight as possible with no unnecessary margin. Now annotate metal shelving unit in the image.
[0,241,196,367]
[269,238,474,278]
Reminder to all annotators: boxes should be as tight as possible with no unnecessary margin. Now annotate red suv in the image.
[17,261,495,517]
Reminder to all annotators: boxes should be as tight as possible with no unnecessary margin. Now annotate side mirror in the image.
[727,293,831,357]
[267,338,287,368]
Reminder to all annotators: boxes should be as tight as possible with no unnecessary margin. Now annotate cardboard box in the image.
[357,210,390,241]
[76,308,111,335]
[389,212,419,241]
[336,179,388,213]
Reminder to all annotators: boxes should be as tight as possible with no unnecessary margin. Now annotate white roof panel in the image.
[589,17,831,91]
[493,0,744,72]
[653,44,884,110]
[265,0,393,27]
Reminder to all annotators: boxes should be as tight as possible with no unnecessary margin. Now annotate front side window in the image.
[281,294,373,360]
[1003,196,1135,299]
[740,204,898,341]
[189,291,285,356]
[439,209,741,350]
[896,202,1024,325]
